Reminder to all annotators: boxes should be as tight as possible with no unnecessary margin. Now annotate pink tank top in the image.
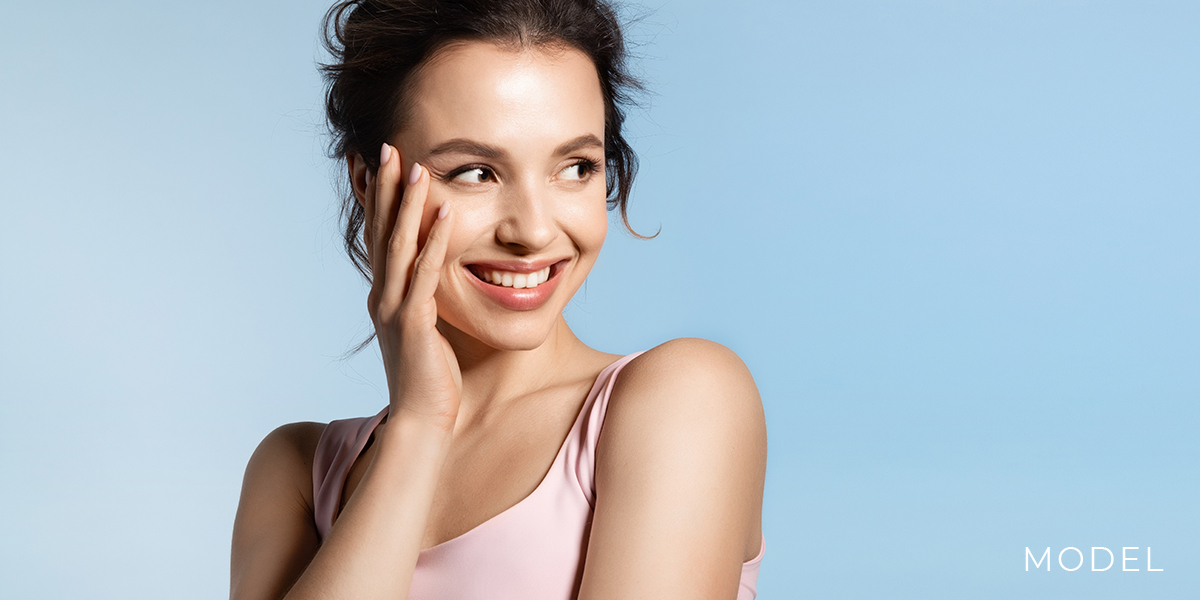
[312,352,765,599]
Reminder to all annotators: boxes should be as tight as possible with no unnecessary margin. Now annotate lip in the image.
[462,258,569,311]
[464,257,566,274]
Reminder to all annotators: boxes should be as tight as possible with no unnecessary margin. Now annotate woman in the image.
[230,1,766,598]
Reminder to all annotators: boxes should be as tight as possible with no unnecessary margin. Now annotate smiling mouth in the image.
[467,262,563,289]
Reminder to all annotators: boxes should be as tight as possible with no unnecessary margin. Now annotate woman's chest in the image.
[339,394,588,550]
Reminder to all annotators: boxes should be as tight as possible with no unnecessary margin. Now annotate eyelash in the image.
[569,158,603,179]
[444,158,603,184]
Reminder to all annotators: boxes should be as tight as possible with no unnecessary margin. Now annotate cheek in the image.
[435,198,489,266]
[589,212,608,251]
[416,188,459,251]
[572,194,609,254]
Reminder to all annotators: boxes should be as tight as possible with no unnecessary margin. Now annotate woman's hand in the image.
[230,144,461,600]
[365,143,461,429]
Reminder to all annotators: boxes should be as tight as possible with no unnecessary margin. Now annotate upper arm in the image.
[230,422,325,600]
[579,338,767,600]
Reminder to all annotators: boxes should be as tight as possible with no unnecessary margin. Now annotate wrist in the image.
[377,407,455,460]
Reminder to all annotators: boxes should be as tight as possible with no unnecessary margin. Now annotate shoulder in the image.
[619,337,757,387]
[600,337,766,476]
[240,421,327,509]
[248,421,326,471]
[610,338,763,425]
[231,421,327,598]
[584,338,766,586]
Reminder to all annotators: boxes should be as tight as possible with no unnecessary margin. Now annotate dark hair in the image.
[320,0,645,282]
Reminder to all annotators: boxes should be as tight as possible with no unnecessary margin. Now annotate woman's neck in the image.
[436,315,598,419]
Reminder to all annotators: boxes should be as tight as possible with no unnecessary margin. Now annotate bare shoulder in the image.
[231,421,327,599]
[243,421,326,494]
[258,420,327,454]
[236,420,327,529]
[604,338,763,501]
[582,339,766,594]
[611,337,764,424]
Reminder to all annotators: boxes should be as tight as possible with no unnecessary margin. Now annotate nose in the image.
[494,177,556,253]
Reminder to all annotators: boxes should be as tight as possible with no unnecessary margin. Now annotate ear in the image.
[347,152,371,209]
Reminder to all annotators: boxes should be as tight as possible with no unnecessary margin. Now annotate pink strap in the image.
[311,406,388,542]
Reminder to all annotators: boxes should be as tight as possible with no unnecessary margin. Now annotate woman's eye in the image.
[453,167,494,184]
[559,162,591,181]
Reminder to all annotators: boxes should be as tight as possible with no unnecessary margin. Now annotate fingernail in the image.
[365,169,373,188]
[380,143,391,166]
[409,162,422,185]
[437,202,449,220]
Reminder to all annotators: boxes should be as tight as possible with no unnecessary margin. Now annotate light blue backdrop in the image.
[1,1,1195,598]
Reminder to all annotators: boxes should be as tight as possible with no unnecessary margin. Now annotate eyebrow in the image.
[427,139,506,159]
[553,134,604,156]
[425,134,604,160]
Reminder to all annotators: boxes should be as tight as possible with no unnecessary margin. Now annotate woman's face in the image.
[393,41,609,351]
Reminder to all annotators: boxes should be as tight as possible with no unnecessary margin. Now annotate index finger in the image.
[368,142,400,285]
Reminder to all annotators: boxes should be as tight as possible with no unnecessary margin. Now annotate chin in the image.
[439,309,561,352]
[483,332,552,352]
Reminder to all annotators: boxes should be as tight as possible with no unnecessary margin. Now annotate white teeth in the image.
[478,265,554,288]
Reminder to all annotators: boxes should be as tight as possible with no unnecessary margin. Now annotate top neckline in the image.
[354,352,643,555]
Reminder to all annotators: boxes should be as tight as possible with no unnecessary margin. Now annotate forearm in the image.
[282,413,452,600]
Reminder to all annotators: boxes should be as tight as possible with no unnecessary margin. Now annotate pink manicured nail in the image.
[409,163,422,185]
[437,202,449,220]
[365,169,373,188]
[380,143,391,166]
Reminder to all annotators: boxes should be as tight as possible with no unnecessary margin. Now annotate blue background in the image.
[1,1,1195,597]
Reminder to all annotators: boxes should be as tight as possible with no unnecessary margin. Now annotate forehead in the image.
[405,41,605,150]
